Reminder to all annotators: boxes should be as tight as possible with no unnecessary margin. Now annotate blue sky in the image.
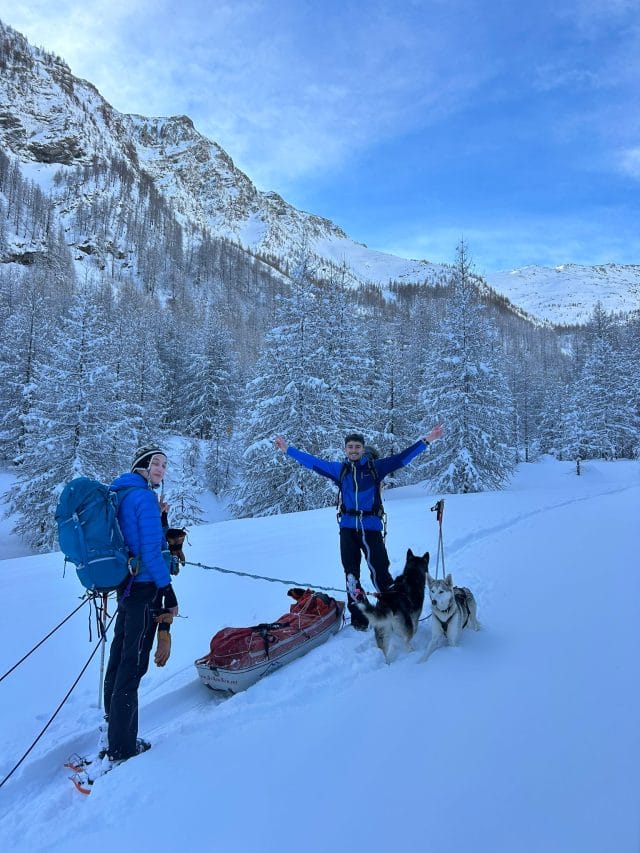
[3,0,640,273]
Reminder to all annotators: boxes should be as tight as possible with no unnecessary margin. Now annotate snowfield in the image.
[0,458,638,853]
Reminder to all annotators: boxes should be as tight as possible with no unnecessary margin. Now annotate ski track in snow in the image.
[445,482,637,559]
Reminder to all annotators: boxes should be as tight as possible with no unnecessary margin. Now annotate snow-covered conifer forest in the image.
[0,20,638,549]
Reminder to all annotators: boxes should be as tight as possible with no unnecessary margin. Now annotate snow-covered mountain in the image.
[485,263,640,326]
[0,21,445,290]
[1,19,638,323]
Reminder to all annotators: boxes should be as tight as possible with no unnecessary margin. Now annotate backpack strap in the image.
[110,485,141,575]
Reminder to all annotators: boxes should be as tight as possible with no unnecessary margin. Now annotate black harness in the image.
[433,589,470,635]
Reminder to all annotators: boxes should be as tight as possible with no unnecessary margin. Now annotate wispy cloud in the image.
[379,213,640,274]
[618,147,640,179]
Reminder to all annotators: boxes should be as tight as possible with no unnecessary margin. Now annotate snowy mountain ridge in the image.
[485,263,640,326]
[1,20,639,324]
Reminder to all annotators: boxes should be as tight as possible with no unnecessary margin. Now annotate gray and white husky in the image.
[354,549,429,663]
[420,572,480,662]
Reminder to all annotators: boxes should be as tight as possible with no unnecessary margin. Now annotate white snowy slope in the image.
[485,263,640,325]
[0,458,638,853]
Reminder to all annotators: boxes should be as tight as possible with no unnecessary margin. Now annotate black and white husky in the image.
[421,572,480,662]
[354,549,429,663]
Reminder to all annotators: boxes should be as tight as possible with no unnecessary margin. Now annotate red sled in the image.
[195,588,344,694]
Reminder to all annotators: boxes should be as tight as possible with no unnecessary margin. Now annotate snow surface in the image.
[486,264,640,326]
[312,234,440,285]
[0,458,639,852]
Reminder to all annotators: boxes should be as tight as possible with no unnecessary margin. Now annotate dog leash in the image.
[430,499,445,579]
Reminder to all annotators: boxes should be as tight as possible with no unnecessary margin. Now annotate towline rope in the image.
[0,596,92,684]
[184,559,431,622]
[0,609,117,791]
[184,559,347,595]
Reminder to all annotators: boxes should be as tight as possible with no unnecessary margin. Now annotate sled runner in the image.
[195,589,344,694]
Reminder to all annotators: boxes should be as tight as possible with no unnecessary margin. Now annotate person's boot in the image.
[346,574,369,630]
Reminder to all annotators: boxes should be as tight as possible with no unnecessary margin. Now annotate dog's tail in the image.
[354,595,388,627]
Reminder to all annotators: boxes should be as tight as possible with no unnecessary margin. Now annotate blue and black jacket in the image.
[286,440,429,532]
[110,472,171,588]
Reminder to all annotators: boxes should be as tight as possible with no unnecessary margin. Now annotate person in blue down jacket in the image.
[103,445,178,762]
[274,425,443,630]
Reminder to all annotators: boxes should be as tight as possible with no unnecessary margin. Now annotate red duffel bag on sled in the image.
[195,588,344,694]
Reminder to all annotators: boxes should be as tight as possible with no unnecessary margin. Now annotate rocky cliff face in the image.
[0,20,441,290]
[122,112,348,250]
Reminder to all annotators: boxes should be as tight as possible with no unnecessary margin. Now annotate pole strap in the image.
[430,499,445,579]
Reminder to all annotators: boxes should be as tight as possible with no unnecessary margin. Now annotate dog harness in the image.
[433,590,470,635]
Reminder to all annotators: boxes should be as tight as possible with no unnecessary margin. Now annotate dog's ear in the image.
[407,548,414,559]
[445,574,452,586]
[426,571,434,587]
[423,552,429,565]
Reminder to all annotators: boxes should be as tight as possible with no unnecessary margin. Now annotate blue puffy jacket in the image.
[286,440,429,531]
[110,472,171,588]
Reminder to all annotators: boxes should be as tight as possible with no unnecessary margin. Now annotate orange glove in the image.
[154,613,173,667]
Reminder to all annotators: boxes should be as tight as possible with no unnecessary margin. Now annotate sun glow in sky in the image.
[3,0,640,272]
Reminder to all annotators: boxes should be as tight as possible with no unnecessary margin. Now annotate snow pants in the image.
[339,527,393,627]
[103,581,157,760]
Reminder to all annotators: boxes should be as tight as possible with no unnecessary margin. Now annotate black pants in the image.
[103,582,157,760]
[339,527,393,625]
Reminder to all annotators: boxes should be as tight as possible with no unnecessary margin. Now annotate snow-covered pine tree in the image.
[115,282,164,444]
[507,338,546,462]
[232,242,341,517]
[7,283,132,549]
[618,308,640,458]
[365,319,417,485]
[563,302,638,460]
[418,240,516,493]
[0,268,60,465]
[165,439,205,527]
[314,262,374,459]
[179,303,239,494]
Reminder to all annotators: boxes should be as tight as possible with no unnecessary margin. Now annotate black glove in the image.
[158,584,178,612]
[166,528,187,565]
